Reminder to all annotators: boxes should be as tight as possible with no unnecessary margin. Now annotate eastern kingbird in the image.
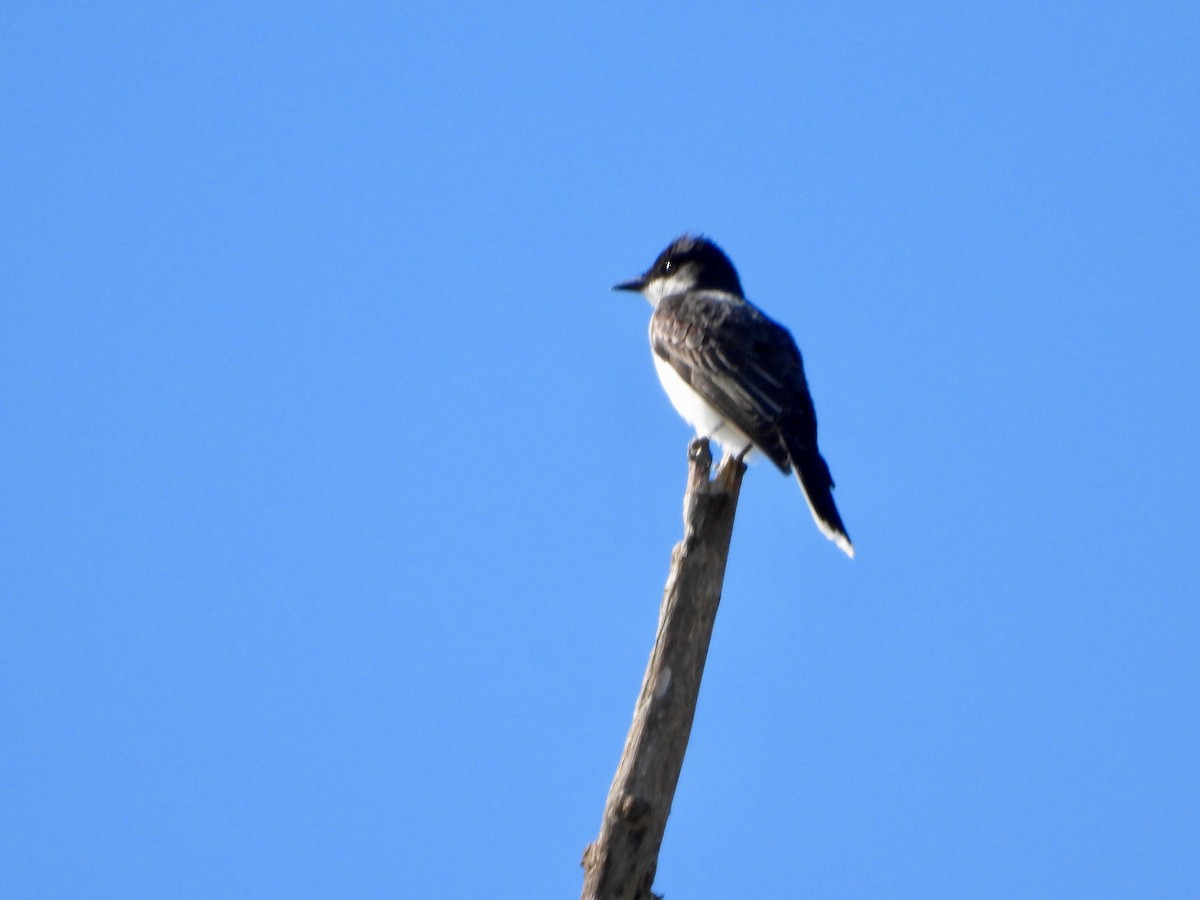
[615,235,854,558]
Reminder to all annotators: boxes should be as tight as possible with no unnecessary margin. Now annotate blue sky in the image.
[3,3,1198,897]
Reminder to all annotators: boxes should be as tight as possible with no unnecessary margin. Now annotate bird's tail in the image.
[790,449,854,558]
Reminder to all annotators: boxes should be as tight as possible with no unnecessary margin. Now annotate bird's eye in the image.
[664,261,672,272]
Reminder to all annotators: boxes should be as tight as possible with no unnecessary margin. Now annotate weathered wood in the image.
[581,437,746,900]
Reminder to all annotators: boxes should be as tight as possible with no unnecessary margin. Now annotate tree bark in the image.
[581,437,746,900]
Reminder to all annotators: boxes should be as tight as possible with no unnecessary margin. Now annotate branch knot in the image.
[618,793,651,826]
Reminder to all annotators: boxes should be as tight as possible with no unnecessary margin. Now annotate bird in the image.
[615,235,853,557]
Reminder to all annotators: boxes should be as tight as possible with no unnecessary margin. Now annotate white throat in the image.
[642,273,697,309]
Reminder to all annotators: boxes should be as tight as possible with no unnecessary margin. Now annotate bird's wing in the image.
[650,291,817,472]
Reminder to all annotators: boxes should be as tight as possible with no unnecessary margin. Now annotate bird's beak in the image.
[613,276,646,293]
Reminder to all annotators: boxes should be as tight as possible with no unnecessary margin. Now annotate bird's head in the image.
[614,235,745,306]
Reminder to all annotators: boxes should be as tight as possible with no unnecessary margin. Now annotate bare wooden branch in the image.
[581,437,747,900]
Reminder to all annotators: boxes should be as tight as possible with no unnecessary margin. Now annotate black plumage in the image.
[617,235,853,556]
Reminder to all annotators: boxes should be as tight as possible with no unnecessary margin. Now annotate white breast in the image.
[652,354,758,460]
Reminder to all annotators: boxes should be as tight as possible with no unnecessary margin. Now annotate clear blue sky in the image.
[3,3,1198,897]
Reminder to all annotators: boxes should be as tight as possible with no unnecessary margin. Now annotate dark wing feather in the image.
[650,291,818,473]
